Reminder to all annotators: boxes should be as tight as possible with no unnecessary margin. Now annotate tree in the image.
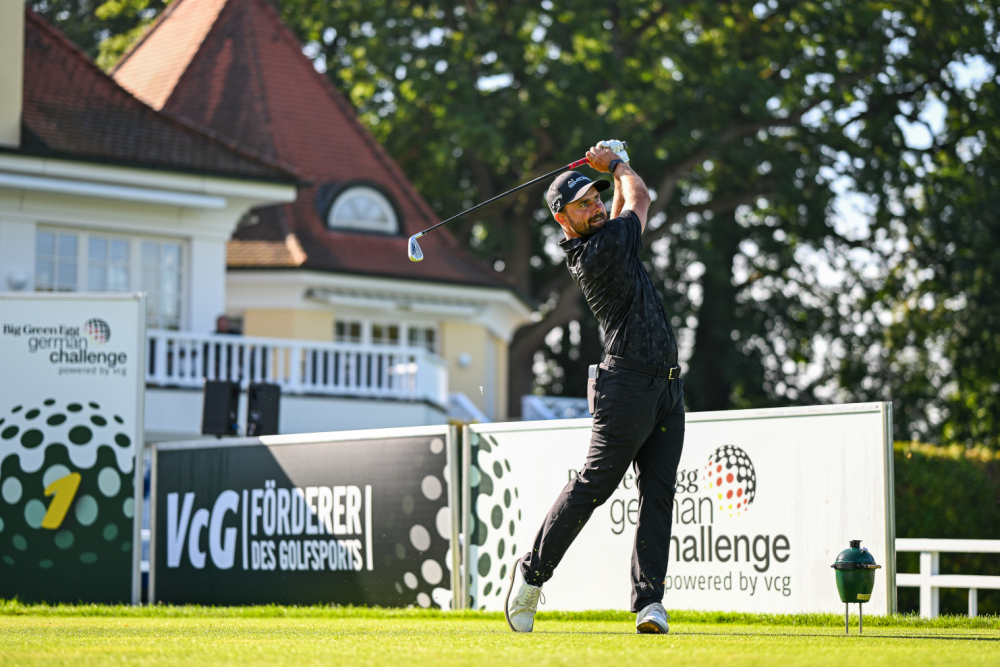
[28,0,168,70]
[47,0,1000,439]
[837,64,1000,447]
[282,0,999,423]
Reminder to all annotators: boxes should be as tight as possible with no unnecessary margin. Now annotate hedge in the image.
[894,442,1000,615]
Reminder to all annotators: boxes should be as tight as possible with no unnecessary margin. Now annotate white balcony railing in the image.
[896,538,1000,618]
[145,330,448,407]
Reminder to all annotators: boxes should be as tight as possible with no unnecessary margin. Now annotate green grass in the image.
[1,603,998,666]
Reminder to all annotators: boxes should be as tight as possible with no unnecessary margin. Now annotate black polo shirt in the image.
[558,210,678,367]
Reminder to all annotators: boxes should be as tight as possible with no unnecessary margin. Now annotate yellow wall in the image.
[0,1,23,148]
[492,333,508,420]
[243,309,333,341]
[440,321,509,421]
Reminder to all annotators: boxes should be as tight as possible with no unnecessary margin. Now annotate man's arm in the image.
[586,144,651,231]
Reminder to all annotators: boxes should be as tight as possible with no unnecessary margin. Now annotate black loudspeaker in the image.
[247,382,281,436]
[201,380,240,437]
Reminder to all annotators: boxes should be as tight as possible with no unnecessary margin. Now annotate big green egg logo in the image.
[0,398,135,585]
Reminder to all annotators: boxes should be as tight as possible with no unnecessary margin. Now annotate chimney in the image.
[0,3,24,148]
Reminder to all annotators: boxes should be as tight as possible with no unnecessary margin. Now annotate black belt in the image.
[602,355,681,379]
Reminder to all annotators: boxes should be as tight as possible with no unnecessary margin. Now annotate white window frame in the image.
[35,225,189,330]
[327,186,399,234]
[334,318,438,354]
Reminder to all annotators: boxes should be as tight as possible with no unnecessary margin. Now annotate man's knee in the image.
[570,466,623,507]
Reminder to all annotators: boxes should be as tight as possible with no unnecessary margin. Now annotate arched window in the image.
[327,186,398,234]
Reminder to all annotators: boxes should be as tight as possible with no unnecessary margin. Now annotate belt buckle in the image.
[668,367,678,380]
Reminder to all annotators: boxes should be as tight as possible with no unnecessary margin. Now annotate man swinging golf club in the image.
[505,142,684,634]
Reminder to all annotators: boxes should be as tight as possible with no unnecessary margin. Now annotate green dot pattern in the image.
[478,553,491,577]
[68,426,92,445]
[472,436,524,610]
[54,530,74,549]
[1,398,136,602]
[20,429,43,449]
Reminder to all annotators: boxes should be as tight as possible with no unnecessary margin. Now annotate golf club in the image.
[407,145,626,262]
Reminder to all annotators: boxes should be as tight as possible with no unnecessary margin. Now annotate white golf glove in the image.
[598,139,629,163]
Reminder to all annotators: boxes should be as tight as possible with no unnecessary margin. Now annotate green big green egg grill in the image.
[832,540,881,634]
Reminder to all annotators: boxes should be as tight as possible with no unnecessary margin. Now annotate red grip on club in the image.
[567,157,589,169]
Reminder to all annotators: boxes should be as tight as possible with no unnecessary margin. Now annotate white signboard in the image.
[0,294,145,604]
[465,403,896,614]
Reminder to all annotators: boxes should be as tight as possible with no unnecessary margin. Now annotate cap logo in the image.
[551,196,562,210]
[567,176,589,188]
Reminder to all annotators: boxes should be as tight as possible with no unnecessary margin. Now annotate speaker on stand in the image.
[247,382,281,436]
[201,380,240,437]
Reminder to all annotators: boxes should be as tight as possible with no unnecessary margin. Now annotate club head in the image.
[407,235,424,262]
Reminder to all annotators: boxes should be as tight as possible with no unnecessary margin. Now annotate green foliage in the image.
[27,0,168,69]
[842,76,1000,447]
[276,0,1000,418]
[894,442,1000,615]
[36,0,1000,438]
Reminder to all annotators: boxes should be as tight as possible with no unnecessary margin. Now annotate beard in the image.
[584,210,609,232]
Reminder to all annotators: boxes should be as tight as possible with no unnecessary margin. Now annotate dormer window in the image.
[327,186,398,234]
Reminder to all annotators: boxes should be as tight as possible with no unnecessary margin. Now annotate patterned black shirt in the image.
[558,210,678,367]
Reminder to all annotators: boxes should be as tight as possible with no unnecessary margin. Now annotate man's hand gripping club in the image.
[586,141,652,232]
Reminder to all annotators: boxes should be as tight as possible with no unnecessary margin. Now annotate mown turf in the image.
[1,603,997,667]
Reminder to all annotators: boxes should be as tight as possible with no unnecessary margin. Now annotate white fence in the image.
[145,330,448,407]
[896,538,1000,618]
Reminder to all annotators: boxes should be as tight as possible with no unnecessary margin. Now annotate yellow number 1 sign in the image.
[41,472,81,529]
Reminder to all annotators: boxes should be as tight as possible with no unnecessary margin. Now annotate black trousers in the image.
[519,363,685,612]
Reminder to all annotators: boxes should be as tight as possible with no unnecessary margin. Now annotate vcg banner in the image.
[0,293,145,603]
[464,403,896,614]
[152,426,459,608]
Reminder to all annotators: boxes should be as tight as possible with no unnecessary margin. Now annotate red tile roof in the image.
[13,10,298,183]
[113,0,513,290]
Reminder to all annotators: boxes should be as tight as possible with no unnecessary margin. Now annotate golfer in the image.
[505,142,684,634]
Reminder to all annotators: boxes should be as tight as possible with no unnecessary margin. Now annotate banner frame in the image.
[149,422,457,606]
[466,401,896,614]
[0,291,146,605]
[149,440,158,605]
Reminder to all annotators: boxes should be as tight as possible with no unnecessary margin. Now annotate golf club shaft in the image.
[413,157,590,239]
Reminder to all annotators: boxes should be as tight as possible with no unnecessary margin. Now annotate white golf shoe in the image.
[636,602,669,634]
[504,559,543,632]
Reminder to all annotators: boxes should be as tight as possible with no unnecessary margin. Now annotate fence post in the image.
[919,550,940,618]
[969,588,978,618]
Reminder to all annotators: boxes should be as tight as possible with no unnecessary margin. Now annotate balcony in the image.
[143,330,449,440]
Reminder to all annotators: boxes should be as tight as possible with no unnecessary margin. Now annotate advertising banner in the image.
[0,293,145,603]
[464,403,896,614]
[152,425,460,608]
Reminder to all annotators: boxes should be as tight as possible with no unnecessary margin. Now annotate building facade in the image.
[113,0,530,425]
